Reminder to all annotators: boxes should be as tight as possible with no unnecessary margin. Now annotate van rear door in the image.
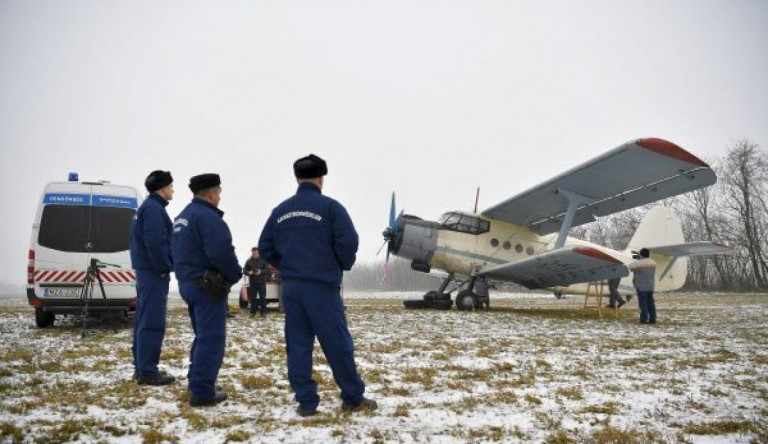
[34,184,139,302]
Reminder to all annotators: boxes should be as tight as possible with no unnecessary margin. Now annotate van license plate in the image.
[43,288,82,297]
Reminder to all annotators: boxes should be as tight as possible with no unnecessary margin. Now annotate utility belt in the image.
[194,270,230,301]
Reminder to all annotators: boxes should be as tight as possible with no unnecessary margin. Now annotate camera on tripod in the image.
[79,257,121,337]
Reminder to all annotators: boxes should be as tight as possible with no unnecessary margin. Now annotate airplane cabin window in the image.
[515,244,524,253]
[503,241,511,250]
[526,246,535,255]
[440,212,490,235]
[490,238,499,247]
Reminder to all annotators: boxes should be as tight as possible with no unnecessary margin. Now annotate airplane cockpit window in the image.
[438,212,490,235]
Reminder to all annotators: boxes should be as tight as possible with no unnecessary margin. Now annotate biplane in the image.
[381,138,733,310]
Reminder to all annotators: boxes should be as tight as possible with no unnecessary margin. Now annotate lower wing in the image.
[482,247,629,289]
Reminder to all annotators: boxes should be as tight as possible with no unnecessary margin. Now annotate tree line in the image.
[346,140,767,292]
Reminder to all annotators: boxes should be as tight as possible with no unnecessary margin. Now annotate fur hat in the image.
[145,170,173,192]
[293,154,328,179]
[189,173,221,193]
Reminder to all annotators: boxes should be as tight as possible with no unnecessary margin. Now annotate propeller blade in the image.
[389,192,396,229]
[376,239,388,256]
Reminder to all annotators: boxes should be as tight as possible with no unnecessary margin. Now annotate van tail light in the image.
[27,250,35,284]
[130,297,138,310]
[29,299,42,306]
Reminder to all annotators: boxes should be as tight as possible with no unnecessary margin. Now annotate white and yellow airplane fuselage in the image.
[428,213,686,297]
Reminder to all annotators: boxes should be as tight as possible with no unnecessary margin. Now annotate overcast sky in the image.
[1,0,766,286]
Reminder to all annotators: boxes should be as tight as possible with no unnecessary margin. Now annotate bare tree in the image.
[720,140,768,288]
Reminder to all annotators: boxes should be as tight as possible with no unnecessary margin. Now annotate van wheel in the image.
[35,308,55,328]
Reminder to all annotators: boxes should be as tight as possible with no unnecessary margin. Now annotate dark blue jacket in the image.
[171,198,242,285]
[130,193,173,275]
[259,182,358,287]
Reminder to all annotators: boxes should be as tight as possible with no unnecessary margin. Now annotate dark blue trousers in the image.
[179,281,227,400]
[282,280,365,411]
[249,280,267,316]
[637,290,657,323]
[132,270,169,377]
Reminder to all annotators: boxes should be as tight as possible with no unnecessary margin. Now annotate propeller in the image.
[381,192,404,263]
[379,192,404,284]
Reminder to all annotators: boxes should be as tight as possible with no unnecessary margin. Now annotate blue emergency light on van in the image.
[44,193,138,209]
[68,172,79,181]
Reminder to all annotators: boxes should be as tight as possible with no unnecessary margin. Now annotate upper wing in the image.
[482,138,716,235]
[648,241,736,257]
[482,246,629,289]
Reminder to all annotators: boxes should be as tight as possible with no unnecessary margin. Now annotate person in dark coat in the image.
[172,174,242,406]
[130,170,175,386]
[606,277,626,308]
[243,247,270,317]
[259,154,376,417]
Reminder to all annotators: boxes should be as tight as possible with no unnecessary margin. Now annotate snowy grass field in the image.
[0,292,767,443]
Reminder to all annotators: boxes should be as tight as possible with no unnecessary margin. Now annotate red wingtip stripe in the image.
[636,138,709,168]
[573,247,623,264]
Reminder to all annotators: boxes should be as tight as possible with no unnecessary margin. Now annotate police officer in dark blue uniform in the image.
[259,154,377,417]
[130,170,175,386]
[172,174,242,407]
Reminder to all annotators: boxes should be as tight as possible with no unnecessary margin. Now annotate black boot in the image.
[341,397,378,412]
[137,372,175,386]
[296,406,317,417]
[189,391,228,407]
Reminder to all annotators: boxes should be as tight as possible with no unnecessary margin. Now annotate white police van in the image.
[27,173,142,327]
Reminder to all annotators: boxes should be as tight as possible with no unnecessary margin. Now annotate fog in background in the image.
[1,0,766,290]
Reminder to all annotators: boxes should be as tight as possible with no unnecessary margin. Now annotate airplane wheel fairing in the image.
[455,291,477,311]
[433,299,453,310]
[423,291,438,301]
[404,300,429,309]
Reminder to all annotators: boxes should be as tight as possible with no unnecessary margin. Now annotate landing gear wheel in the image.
[404,299,429,309]
[35,308,55,328]
[455,290,477,311]
[433,299,453,310]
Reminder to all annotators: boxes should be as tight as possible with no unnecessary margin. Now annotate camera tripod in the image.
[79,258,120,337]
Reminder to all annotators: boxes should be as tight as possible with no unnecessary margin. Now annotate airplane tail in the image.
[627,206,685,252]
[626,206,687,291]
